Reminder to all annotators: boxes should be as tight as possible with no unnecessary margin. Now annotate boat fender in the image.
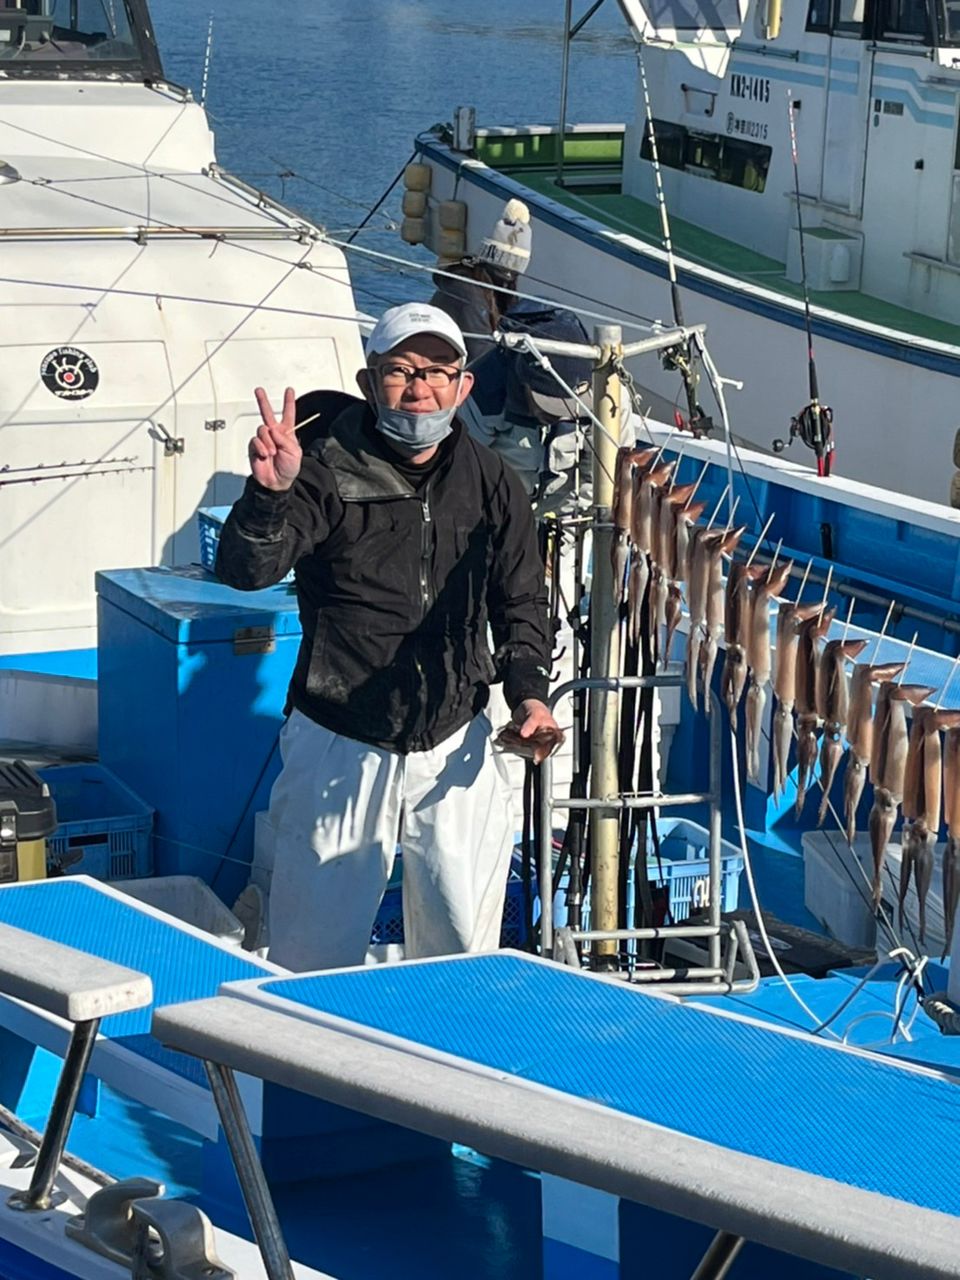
[764,0,783,39]
[950,471,960,510]
[402,189,427,218]
[403,162,432,193]
[401,216,428,245]
[952,427,960,469]
[437,228,467,260]
[438,199,467,232]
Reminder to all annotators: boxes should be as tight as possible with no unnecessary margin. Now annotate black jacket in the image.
[216,400,551,753]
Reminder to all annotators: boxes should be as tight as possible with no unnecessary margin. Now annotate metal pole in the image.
[557,0,573,188]
[708,690,723,971]
[8,1018,99,1212]
[690,1231,746,1280]
[205,1062,295,1280]
[540,754,556,957]
[589,325,622,969]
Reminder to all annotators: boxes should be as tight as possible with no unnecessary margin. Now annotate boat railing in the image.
[540,673,760,994]
[0,921,152,1213]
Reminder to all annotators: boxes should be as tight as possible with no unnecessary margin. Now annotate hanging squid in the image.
[721,560,766,731]
[868,682,935,908]
[942,726,960,958]
[814,637,869,826]
[628,460,673,648]
[900,707,960,943]
[684,525,719,710]
[612,447,655,605]
[842,661,906,844]
[660,484,702,666]
[700,526,746,717]
[745,560,794,784]
[794,608,836,816]
[771,600,822,802]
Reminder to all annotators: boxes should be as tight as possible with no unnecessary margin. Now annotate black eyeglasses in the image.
[374,362,463,388]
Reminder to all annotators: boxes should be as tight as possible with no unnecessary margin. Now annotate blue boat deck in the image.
[219,952,960,1221]
[0,878,273,1130]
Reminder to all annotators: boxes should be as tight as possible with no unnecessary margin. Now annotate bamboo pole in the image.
[589,325,623,968]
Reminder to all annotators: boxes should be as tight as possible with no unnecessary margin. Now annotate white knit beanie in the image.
[478,199,532,275]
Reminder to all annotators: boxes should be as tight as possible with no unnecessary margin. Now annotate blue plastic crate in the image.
[198,507,295,584]
[650,818,744,919]
[38,764,154,881]
[562,819,743,932]
[372,853,528,948]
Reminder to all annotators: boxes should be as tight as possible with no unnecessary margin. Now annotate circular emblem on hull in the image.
[40,347,99,400]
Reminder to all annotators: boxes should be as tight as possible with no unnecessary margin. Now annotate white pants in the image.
[266,710,515,972]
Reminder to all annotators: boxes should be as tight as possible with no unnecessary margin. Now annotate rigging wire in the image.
[636,44,711,436]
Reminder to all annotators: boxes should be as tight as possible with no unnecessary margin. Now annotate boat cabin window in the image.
[0,0,160,76]
[877,0,932,39]
[641,118,771,192]
[805,0,866,34]
[932,0,960,42]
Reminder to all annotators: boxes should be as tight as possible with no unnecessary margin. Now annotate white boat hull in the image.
[416,135,960,507]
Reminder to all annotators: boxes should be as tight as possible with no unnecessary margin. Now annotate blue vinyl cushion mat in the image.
[258,954,960,1217]
[0,880,270,1085]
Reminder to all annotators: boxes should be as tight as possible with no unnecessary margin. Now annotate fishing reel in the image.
[772,402,835,476]
[662,343,714,438]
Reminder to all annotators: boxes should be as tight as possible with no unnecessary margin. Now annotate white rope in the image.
[322,232,669,335]
[729,725,843,1038]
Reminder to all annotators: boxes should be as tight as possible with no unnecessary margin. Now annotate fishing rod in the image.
[637,45,713,439]
[773,94,835,478]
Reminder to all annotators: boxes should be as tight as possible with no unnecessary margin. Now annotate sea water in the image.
[153,0,637,312]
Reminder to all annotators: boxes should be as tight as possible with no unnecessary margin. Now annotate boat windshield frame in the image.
[0,0,163,83]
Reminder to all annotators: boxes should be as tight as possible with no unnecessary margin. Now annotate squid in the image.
[700,526,745,717]
[612,447,655,605]
[942,726,960,958]
[794,608,836,816]
[721,561,766,731]
[660,485,702,666]
[814,637,868,827]
[900,708,960,943]
[628,460,673,648]
[772,600,823,802]
[745,560,794,784]
[869,682,935,908]
[650,476,693,662]
[684,525,720,710]
[842,661,906,844]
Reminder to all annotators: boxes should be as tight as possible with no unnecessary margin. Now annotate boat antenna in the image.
[637,44,713,439]
[200,14,214,108]
[773,94,834,477]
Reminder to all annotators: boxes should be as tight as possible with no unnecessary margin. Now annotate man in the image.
[216,303,561,972]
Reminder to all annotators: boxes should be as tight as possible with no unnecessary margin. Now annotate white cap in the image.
[366,303,467,361]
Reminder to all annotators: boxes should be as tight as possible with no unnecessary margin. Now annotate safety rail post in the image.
[205,1061,295,1280]
[8,1018,99,1212]
[589,325,623,970]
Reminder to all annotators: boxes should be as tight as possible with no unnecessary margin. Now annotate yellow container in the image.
[0,761,55,883]
[15,838,46,882]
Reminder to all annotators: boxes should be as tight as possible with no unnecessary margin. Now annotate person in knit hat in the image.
[430,199,533,362]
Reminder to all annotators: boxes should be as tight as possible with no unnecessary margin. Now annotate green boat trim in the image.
[473,130,960,350]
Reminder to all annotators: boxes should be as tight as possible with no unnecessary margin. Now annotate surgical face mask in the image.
[373,378,462,456]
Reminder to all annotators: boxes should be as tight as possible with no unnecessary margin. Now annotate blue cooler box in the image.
[97,566,301,904]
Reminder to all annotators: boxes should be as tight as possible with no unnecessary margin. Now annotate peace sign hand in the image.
[249,387,302,492]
